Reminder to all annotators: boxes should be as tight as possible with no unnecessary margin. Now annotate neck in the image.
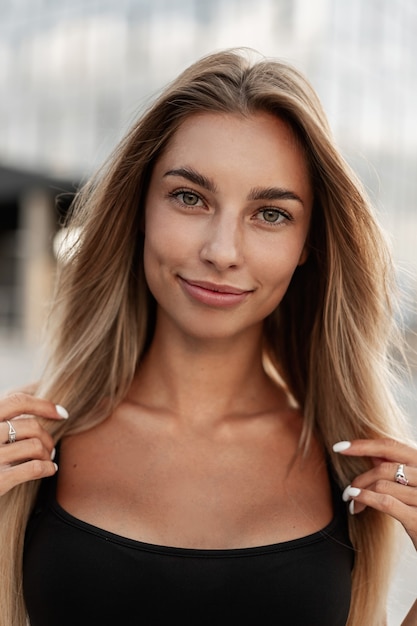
[129,319,284,426]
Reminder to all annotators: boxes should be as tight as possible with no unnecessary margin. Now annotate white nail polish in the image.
[50,447,56,461]
[346,487,361,498]
[349,500,355,515]
[342,485,352,502]
[55,405,69,419]
[333,441,352,452]
[53,463,58,472]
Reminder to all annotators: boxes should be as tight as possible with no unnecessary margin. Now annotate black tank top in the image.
[23,458,354,626]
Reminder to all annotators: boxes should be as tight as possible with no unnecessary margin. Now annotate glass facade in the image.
[0,0,416,317]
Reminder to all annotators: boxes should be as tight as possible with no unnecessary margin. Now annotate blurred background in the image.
[0,1,416,622]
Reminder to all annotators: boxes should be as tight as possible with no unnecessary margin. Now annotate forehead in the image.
[152,111,313,206]
[164,110,302,156]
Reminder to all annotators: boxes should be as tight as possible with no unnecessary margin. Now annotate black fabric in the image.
[23,458,354,626]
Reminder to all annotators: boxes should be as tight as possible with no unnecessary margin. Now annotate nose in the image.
[200,212,243,271]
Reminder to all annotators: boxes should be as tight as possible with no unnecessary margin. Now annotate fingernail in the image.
[53,463,58,472]
[349,500,355,515]
[346,486,361,498]
[55,405,69,419]
[333,441,351,452]
[50,447,56,461]
[342,485,352,502]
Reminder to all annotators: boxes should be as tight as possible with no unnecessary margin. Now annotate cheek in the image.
[144,231,186,274]
[143,235,171,308]
[142,239,155,296]
[145,202,196,251]
[256,238,307,280]
[143,209,165,290]
[253,239,307,310]
[143,210,191,287]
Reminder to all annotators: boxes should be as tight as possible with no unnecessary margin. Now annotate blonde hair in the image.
[0,48,411,625]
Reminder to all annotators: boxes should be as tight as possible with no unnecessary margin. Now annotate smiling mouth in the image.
[178,277,253,307]
[183,279,251,295]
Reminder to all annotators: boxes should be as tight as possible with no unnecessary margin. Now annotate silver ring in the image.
[395,463,408,486]
[6,420,17,444]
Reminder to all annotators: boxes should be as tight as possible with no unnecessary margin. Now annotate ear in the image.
[297,244,309,266]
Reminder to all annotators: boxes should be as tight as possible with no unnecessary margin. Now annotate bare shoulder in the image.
[55,400,153,511]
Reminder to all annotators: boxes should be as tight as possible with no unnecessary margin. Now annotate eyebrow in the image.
[163,167,304,207]
[163,168,217,194]
[248,186,304,206]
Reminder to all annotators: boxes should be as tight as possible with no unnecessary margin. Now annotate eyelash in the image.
[168,189,205,207]
[168,189,293,226]
[255,208,293,226]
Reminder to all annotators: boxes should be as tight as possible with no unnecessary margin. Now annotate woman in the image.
[0,48,416,625]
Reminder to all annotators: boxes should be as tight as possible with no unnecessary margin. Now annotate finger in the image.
[346,461,417,490]
[0,437,56,466]
[345,488,417,545]
[1,417,56,448]
[344,481,417,510]
[333,438,417,465]
[0,459,57,497]
[0,392,69,422]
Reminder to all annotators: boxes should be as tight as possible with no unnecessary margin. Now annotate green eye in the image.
[181,192,200,205]
[262,209,281,223]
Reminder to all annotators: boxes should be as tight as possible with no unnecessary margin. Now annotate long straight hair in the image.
[0,48,411,625]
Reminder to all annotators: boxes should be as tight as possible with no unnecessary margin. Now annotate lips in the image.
[182,279,251,295]
[178,277,253,307]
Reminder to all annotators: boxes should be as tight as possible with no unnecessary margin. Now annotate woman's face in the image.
[144,111,313,341]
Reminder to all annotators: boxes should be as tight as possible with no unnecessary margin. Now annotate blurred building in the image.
[0,0,416,340]
[0,165,76,342]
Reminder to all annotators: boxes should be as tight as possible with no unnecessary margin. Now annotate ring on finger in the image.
[395,463,409,486]
[5,420,17,444]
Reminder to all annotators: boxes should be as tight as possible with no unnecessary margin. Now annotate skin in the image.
[0,111,416,618]
[334,438,417,549]
[0,393,63,496]
[53,112,331,549]
[143,112,311,344]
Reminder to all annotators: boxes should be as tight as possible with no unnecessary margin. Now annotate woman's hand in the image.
[333,437,417,549]
[0,392,69,496]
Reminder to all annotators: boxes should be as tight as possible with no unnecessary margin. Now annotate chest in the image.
[56,413,333,549]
